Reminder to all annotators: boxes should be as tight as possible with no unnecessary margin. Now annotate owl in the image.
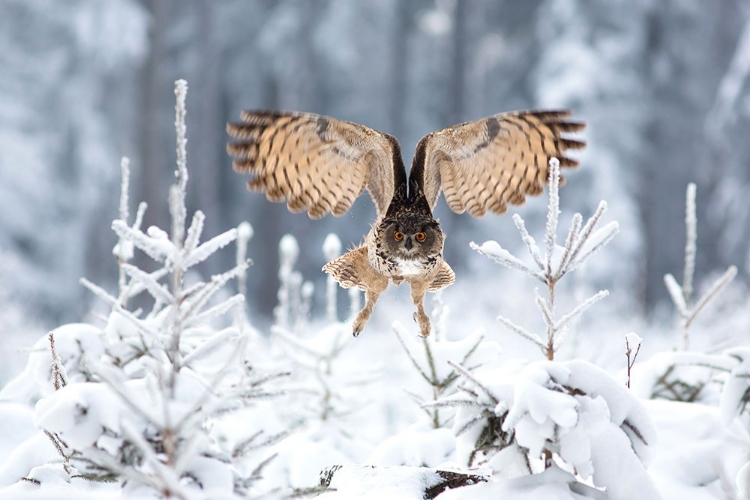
[227,110,585,337]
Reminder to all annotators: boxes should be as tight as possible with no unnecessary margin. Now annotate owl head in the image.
[378,214,444,260]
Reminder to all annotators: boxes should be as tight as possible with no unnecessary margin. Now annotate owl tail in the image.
[322,246,371,291]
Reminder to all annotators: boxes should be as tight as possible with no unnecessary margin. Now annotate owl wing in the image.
[409,110,586,217]
[227,110,406,219]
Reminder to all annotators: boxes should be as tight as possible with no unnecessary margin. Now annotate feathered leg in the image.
[408,278,432,338]
[322,246,389,337]
[352,278,388,336]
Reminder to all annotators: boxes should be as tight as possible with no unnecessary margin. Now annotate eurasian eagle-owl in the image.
[227,110,585,337]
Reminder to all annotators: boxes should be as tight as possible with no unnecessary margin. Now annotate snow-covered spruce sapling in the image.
[434,160,662,498]
[433,360,661,499]
[394,318,499,429]
[471,157,616,360]
[27,80,287,498]
[664,183,737,350]
[647,183,739,402]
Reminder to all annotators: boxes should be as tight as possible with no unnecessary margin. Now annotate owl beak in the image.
[404,237,413,250]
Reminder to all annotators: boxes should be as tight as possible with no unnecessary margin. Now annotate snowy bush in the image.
[0,80,285,499]
[442,359,660,499]
[436,159,662,499]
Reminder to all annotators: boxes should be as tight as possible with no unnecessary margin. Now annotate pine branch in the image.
[122,264,174,305]
[79,278,160,339]
[555,212,582,278]
[512,214,544,271]
[133,202,147,231]
[120,421,190,499]
[181,328,242,367]
[534,289,554,331]
[171,80,189,250]
[470,241,543,281]
[496,315,544,349]
[180,260,251,323]
[457,334,486,372]
[184,211,206,256]
[393,322,432,384]
[571,201,607,260]
[184,294,245,328]
[184,227,239,269]
[48,332,68,390]
[568,221,619,272]
[111,220,171,263]
[683,183,697,304]
[664,273,689,317]
[554,290,609,331]
[127,268,170,302]
[119,157,131,225]
[422,399,489,410]
[236,222,253,300]
[447,361,499,405]
[544,158,561,276]
[453,412,489,437]
[685,266,738,329]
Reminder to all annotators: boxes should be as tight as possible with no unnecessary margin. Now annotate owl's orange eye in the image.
[415,232,426,242]
[394,231,404,241]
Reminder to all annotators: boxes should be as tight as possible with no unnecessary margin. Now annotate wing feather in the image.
[410,110,585,216]
[227,111,405,219]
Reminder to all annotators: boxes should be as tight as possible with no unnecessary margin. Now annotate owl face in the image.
[378,216,443,260]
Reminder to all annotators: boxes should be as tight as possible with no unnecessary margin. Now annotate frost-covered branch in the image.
[554,290,609,332]
[496,314,545,349]
[664,183,737,349]
[48,332,68,390]
[625,332,642,389]
[544,158,561,275]
[683,183,697,303]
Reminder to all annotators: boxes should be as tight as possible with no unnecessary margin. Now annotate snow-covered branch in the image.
[664,183,737,349]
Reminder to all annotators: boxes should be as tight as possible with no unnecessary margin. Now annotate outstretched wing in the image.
[227,110,406,219]
[410,110,586,217]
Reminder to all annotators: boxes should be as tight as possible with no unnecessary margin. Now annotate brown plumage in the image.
[227,109,585,337]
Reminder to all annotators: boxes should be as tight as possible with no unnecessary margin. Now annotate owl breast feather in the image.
[393,258,427,277]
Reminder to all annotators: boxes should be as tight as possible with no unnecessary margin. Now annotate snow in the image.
[319,465,448,500]
[436,466,605,500]
[368,423,455,468]
[625,331,643,350]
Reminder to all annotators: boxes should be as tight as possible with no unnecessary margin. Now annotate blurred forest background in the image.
[2,0,750,333]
